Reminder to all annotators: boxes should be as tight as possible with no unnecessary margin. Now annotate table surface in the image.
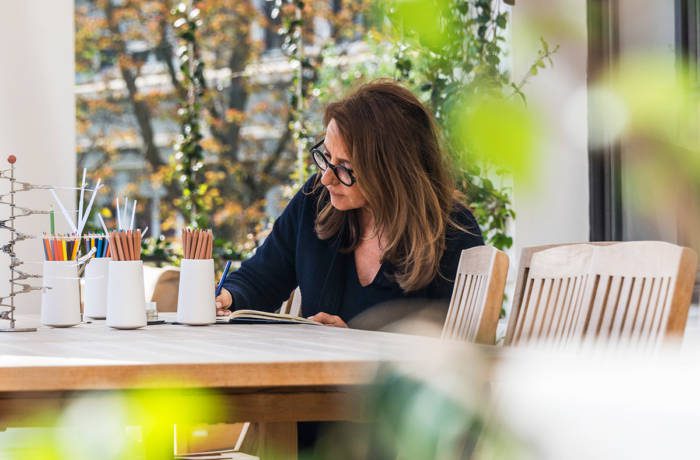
[6,305,699,394]
[0,314,445,393]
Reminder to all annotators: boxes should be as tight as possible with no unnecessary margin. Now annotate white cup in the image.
[106,260,146,329]
[41,261,81,327]
[177,258,216,325]
[84,257,111,319]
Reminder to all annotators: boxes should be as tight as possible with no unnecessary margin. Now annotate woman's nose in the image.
[320,167,337,186]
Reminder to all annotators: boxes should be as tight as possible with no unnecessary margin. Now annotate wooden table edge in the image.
[0,360,382,392]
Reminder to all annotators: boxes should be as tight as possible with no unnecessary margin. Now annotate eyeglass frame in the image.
[309,138,357,186]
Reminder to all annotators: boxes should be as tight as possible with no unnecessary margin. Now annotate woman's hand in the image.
[215,288,233,316]
[308,312,348,328]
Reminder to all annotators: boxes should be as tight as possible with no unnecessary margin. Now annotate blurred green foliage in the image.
[304,360,527,459]
[2,383,222,460]
[141,234,178,266]
[382,0,557,250]
[295,0,557,251]
[596,54,700,250]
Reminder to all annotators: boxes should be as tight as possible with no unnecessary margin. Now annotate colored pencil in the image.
[49,207,55,236]
[125,230,133,260]
[42,238,50,261]
[181,228,213,260]
[108,230,142,261]
[71,238,79,261]
[207,230,213,259]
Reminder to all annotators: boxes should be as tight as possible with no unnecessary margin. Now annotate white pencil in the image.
[122,198,129,231]
[77,177,101,235]
[97,213,109,236]
[116,197,123,231]
[78,168,86,228]
[49,189,78,234]
[130,200,137,230]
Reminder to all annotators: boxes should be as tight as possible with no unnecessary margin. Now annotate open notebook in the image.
[219,309,320,325]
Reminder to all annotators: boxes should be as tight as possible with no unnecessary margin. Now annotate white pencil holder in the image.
[106,260,146,329]
[84,257,111,319]
[177,258,216,325]
[41,261,81,327]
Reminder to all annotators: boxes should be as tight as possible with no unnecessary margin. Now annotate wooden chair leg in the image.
[258,422,297,460]
[235,422,258,453]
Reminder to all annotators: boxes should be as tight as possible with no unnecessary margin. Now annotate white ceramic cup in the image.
[84,257,111,319]
[106,260,146,329]
[177,258,216,325]
[41,261,81,327]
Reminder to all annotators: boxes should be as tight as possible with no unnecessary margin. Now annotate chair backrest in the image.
[441,245,509,344]
[505,241,698,346]
[145,265,181,312]
[504,242,615,344]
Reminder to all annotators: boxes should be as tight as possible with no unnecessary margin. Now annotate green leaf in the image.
[496,13,507,29]
[391,0,450,52]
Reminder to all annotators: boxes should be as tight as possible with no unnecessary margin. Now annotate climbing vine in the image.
[171,2,208,228]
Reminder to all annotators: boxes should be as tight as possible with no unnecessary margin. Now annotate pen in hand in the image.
[215,260,232,297]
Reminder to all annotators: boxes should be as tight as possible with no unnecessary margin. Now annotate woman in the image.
[215,79,483,328]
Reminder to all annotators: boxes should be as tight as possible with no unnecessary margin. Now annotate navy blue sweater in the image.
[222,178,484,322]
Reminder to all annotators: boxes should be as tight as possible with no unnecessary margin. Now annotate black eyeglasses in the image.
[310,138,356,186]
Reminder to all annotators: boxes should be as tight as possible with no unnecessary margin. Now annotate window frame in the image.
[587,0,623,242]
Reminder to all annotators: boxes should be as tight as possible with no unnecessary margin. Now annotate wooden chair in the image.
[146,266,180,312]
[504,241,698,346]
[441,246,509,344]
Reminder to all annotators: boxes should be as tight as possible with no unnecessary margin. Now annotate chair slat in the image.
[465,275,485,338]
[560,275,583,342]
[631,276,654,341]
[470,275,488,338]
[587,275,612,339]
[543,278,564,339]
[550,276,572,339]
[533,278,554,338]
[649,277,670,338]
[522,278,545,341]
[640,277,661,338]
[446,272,467,337]
[456,274,477,339]
[618,277,643,339]
[653,277,674,341]
[514,277,535,342]
[599,275,622,337]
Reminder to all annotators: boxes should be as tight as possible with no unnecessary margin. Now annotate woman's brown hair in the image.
[315,79,461,292]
